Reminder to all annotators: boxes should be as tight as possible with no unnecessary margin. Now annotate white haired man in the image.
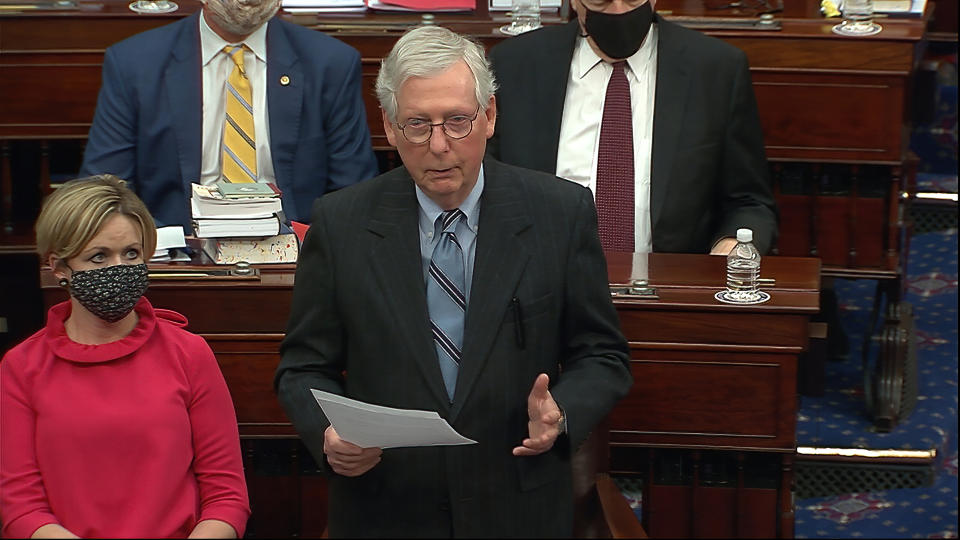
[275,25,632,537]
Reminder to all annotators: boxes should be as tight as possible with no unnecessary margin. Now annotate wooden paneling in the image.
[753,72,907,163]
[613,353,795,447]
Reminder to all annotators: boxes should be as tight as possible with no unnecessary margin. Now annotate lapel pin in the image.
[280,75,291,86]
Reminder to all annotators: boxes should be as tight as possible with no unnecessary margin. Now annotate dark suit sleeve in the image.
[274,198,346,471]
[715,51,778,254]
[80,46,138,190]
[322,49,379,190]
[550,188,633,451]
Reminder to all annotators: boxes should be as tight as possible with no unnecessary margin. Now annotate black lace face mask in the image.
[66,263,150,323]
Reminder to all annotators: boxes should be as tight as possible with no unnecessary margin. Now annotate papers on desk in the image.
[191,184,282,219]
[840,0,926,15]
[151,225,189,262]
[191,183,285,238]
[193,214,283,238]
[281,0,367,11]
[311,390,477,449]
[282,0,475,11]
[368,0,474,11]
[489,0,559,10]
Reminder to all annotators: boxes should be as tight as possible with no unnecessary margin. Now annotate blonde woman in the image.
[1,175,249,538]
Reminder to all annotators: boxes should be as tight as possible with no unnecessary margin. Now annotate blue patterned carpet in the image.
[794,228,959,539]
[792,43,958,537]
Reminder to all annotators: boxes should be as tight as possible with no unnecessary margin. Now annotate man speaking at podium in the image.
[275,26,632,537]
[488,0,778,256]
[80,0,378,229]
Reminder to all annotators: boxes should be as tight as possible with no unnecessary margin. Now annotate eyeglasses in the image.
[396,106,481,144]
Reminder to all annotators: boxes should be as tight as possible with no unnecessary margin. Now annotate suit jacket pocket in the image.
[504,292,555,327]
[516,446,564,492]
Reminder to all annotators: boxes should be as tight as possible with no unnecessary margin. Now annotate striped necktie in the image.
[426,209,467,402]
[222,45,256,183]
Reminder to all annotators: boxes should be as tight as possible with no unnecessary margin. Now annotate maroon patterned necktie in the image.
[595,61,635,252]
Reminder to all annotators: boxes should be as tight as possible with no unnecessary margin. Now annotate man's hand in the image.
[710,237,738,255]
[324,425,383,476]
[513,373,563,456]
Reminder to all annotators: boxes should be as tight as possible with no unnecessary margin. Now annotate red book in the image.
[291,220,310,244]
[373,0,474,10]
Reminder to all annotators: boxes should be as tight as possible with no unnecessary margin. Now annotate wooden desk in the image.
[36,252,819,538]
[605,252,819,538]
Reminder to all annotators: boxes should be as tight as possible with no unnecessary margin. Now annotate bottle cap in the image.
[736,228,753,243]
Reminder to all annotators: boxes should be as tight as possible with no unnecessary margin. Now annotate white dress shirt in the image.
[555,25,658,253]
[199,15,276,186]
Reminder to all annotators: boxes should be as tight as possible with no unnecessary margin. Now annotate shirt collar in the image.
[572,22,659,80]
[199,10,269,67]
[416,164,484,236]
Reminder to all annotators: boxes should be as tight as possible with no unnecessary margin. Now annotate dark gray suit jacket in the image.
[488,18,778,255]
[275,157,632,537]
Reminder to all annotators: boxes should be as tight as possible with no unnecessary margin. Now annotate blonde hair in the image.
[35,175,157,264]
[375,25,498,122]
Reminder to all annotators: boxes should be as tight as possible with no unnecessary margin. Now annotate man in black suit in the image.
[488,0,778,255]
[274,25,632,537]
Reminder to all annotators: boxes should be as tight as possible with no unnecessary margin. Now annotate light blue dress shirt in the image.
[416,166,484,300]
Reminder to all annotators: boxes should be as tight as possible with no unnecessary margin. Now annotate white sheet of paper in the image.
[310,389,477,449]
[489,0,560,10]
[155,225,186,250]
[282,0,365,6]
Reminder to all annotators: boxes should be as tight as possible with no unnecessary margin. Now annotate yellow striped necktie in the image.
[222,45,257,183]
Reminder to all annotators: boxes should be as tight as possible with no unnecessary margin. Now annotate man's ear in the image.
[484,96,497,140]
[381,108,398,148]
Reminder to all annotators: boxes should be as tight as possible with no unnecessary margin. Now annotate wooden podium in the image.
[36,252,819,538]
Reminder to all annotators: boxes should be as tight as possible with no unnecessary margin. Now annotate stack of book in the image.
[191,182,299,264]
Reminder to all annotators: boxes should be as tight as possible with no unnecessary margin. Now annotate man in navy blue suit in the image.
[80,0,379,228]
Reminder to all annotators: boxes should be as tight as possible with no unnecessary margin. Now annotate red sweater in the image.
[1,298,250,538]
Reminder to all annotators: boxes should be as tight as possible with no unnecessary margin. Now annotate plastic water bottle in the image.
[726,228,761,300]
[833,0,882,35]
[511,0,541,32]
[502,0,541,35]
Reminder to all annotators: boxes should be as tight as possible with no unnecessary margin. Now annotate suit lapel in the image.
[366,170,452,410]
[266,18,304,200]
[539,21,581,173]
[164,14,202,189]
[450,160,532,421]
[650,17,691,239]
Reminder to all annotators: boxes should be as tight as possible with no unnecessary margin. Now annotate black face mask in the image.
[67,263,150,323]
[583,1,654,60]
